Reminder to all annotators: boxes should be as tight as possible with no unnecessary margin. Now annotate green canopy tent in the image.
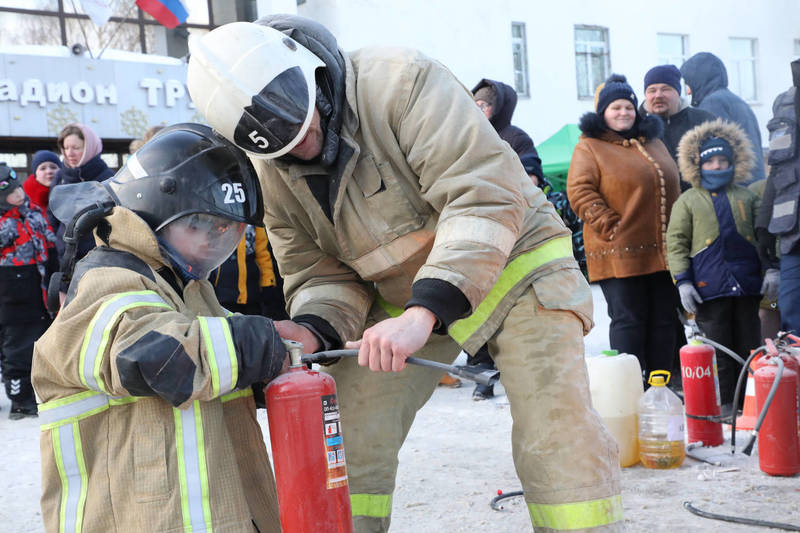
[536,123,581,192]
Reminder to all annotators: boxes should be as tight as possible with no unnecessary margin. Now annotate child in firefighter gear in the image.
[0,162,56,419]
[667,119,777,410]
[188,16,624,532]
[31,124,287,533]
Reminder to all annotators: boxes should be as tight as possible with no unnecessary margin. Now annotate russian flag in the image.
[136,0,189,29]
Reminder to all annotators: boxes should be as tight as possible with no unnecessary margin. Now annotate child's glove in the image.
[678,282,703,315]
[760,268,780,301]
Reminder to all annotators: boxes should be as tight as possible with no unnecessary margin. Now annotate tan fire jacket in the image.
[32,208,280,533]
[255,47,581,354]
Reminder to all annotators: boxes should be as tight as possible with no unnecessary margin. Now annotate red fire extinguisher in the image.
[754,355,800,476]
[680,340,723,446]
[266,340,354,533]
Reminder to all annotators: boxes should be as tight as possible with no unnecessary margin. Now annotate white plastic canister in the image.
[585,350,644,467]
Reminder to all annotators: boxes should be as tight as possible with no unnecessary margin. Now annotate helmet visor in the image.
[158,213,246,279]
[233,66,311,156]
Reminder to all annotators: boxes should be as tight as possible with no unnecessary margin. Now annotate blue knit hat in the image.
[644,65,681,93]
[596,74,637,115]
[31,150,62,173]
[699,137,734,165]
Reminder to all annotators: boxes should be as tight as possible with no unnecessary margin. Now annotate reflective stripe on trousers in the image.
[350,493,392,518]
[528,495,624,530]
[39,388,252,532]
[78,290,172,393]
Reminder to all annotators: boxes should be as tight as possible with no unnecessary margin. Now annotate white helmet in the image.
[187,22,324,159]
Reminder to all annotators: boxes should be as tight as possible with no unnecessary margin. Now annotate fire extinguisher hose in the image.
[490,490,524,511]
[300,350,501,386]
[730,345,767,454]
[741,356,785,456]
[692,335,747,366]
[684,501,800,531]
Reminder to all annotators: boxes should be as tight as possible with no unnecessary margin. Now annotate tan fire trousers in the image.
[327,266,624,532]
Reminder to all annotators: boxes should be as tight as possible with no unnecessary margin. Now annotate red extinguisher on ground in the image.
[266,340,354,533]
[752,353,800,476]
[680,340,724,446]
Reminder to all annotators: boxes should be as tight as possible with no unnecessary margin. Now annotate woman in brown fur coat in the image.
[568,74,681,382]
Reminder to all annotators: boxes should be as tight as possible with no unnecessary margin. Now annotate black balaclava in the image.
[256,14,347,168]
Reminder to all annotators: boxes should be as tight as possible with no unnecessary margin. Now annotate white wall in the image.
[260,0,800,148]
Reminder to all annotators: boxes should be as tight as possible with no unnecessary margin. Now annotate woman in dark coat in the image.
[49,123,115,270]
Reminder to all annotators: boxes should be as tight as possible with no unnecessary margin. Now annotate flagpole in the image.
[69,0,94,58]
[96,2,138,60]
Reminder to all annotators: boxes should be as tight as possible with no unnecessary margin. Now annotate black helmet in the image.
[107,123,264,231]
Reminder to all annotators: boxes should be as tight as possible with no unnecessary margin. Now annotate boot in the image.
[6,377,38,420]
[472,383,494,401]
[438,373,462,388]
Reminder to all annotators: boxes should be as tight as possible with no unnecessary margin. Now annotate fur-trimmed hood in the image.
[676,118,754,187]
[578,112,663,143]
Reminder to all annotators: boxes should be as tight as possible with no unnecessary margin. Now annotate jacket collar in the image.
[103,207,171,272]
[578,112,663,143]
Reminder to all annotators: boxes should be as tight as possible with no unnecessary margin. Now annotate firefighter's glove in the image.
[678,282,703,315]
[756,228,779,267]
[760,268,780,302]
[226,315,288,388]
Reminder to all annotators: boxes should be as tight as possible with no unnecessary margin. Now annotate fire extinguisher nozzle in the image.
[741,434,757,456]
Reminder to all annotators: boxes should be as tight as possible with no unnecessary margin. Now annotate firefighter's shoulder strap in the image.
[63,246,156,307]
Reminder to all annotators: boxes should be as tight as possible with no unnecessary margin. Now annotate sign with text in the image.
[0,52,201,140]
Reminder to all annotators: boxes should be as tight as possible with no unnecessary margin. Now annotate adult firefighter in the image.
[188,16,623,532]
[31,124,286,533]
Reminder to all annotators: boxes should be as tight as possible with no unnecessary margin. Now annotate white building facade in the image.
[291,0,800,148]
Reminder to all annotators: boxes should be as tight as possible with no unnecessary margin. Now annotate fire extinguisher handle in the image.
[300,350,501,386]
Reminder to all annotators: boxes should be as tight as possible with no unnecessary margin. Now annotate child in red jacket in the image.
[0,162,56,419]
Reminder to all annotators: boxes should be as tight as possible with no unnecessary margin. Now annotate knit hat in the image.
[699,137,734,165]
[596,74,637,115]
[473,86,497,107]
[31,150,62,174]
[644,64,681,93]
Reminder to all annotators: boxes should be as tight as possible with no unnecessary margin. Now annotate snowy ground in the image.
[2,284,799,532]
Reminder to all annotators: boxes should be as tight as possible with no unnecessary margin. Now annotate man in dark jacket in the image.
[473,79,543,177]
[680,52,765,182]
[757,59,800,333]
[640,64,716,191]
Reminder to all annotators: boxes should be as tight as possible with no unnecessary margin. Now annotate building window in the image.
[795,38,800,56]
[657,33,688,67]
[729,37,758,102]
[574,25,610,100]
[511,22,530,97]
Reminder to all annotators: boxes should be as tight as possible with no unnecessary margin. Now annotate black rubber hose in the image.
[684,501,800,531]
[694,335,747,366]
[741,356,784,456]
[490,490,524,511]
[730,345,767,454]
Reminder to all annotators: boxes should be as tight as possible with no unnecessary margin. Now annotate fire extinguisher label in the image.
[321,394,348,489]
